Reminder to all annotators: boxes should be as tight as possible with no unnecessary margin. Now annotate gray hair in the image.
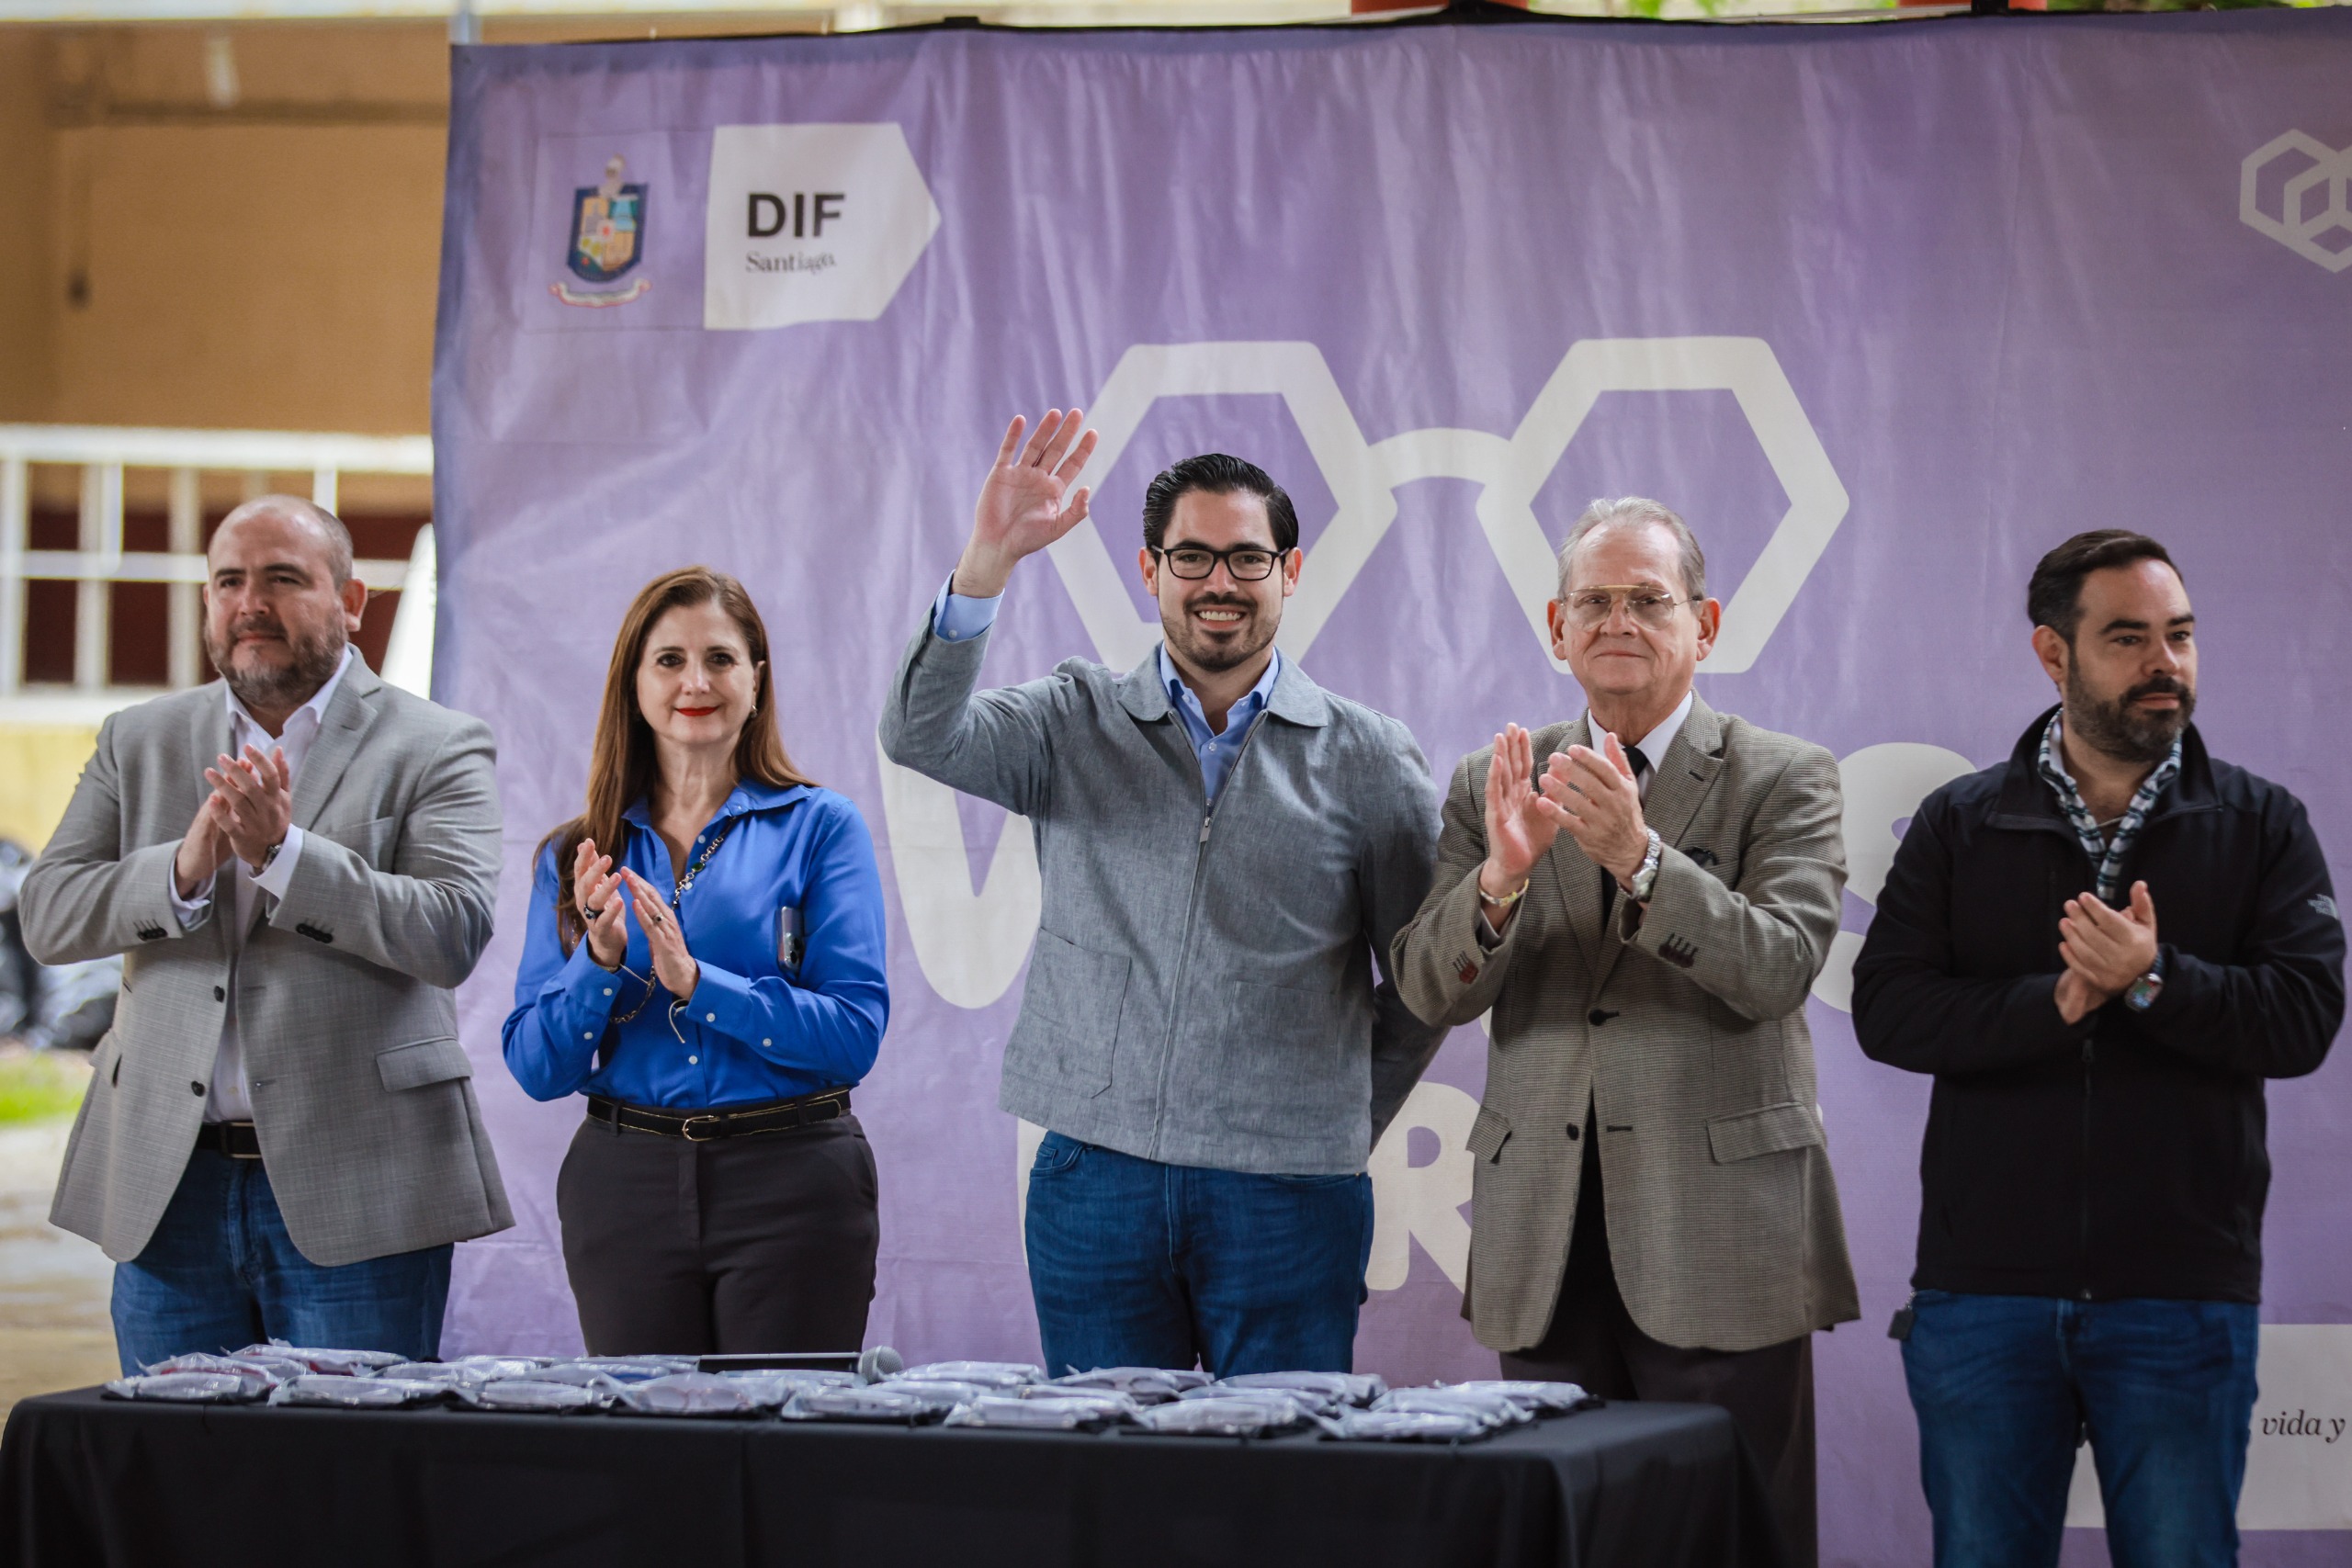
[1555,497,1707,604]
[215,494,356,588]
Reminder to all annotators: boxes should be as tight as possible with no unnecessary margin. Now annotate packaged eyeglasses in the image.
[1135,1393,1312,1437]
[1372,1387,1530,1429]
[270,1375,449,1409]
[106,1372,272,1404]
[1317,1408,1494,1443]
[453,1379,614,1414]
[1216,1371,1386,1407]
[1442,1379,1592,1416]
[234,1342,405,1376]
[141,1352,287,1393]
[614,1372,773,1417]
[944,1393,1136,1431]
[783,1384,962,1424]
[890,1360,1043,1390]
[1050,1367,1209,1403]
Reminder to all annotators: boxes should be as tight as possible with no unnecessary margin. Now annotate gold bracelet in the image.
[1476,876,1529,910]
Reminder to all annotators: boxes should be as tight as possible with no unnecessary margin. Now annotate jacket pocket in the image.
[1466,1105,1512,1163]
[1705,1101,1823,1164]
[1019,931,1131,1096]
[1217,976,1340,1134]
[376,1037,473,1092]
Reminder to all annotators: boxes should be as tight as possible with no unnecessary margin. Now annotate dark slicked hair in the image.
[2028,530,2181,644]
[1141,454,1298,554]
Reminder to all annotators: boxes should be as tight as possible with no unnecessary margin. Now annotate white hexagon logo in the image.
[1050,335,1847,675]
[2241,131,2352,275]
[703,123,940,331]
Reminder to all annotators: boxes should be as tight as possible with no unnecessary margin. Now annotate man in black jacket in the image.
[1854,529,2343,1568]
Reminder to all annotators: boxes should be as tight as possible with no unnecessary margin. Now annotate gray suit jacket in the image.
[1391,696,1859,1354]
[879,621,1443,1174]
[23,660,513,1267]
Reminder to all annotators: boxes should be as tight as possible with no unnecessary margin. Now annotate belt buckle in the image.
[678,1113,721,1143]
[227,1122,263,1160]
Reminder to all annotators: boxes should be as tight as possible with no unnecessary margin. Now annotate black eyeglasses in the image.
[1150,544,1291,581]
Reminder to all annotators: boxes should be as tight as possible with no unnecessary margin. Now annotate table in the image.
[0,1388,1783,1568]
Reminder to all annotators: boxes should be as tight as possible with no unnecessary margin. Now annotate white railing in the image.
[0,425,435,720]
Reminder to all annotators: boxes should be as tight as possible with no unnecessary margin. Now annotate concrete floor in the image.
[0,1109,118,1416]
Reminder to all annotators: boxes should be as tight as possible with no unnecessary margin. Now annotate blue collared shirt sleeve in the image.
[501,843,629,1101]
[686,798,889,1085]
[931,573,1002,644]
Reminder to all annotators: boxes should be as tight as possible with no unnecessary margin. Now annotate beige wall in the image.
[4,23,449,442]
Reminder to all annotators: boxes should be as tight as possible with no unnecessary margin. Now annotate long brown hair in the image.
[543,567,815,953]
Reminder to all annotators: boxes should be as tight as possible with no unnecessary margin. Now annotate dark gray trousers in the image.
[1500,1126,1815,1568]
[557,1112,879,1356]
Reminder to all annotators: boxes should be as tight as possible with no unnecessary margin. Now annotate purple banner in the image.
[432,14,2352,1561]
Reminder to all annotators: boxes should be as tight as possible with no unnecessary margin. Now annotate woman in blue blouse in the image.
[503,567,888,1354]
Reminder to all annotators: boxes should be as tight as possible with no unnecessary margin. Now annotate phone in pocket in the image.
[776,905,804,973]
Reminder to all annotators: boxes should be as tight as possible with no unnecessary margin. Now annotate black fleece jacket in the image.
[1853,710,2344,1303]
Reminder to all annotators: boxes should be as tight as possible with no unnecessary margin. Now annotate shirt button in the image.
[603,987,613,997]
[582,1032,594,1041]
[763,1038,772,1047]
[706,1012,716,1022]
[687,1055,698,1066]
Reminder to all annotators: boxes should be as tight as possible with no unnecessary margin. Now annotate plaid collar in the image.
[2036,712,2181,904]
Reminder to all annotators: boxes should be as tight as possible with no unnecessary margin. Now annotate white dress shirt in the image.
[168,646,355,1122]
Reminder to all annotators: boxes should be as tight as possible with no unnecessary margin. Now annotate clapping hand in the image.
[619,868,697,1001]
[206,745,292,873]
[173,791,235,900]
[1479,725,1573,917]
[2054,882,2159,1021]
[954,410,1100,600]
[1549,733,1650,885]
[572,838,629,969]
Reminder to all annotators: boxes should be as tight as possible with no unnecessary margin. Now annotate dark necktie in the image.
[1599,744,1653,923]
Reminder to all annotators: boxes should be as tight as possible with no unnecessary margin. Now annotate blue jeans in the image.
[1902,1291,2259,1568]
[1023,1133,1374,1377]
[110,1151,453,1374]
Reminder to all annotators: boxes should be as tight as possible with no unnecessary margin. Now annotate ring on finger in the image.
[584,906,604,919]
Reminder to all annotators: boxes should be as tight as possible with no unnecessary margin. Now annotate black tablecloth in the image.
[1,1388,1782,1568]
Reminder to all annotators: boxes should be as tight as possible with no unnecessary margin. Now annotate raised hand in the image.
[1478,725,1572,919]
[173,791,234,900]
[619,868,698,1001]
[573,838,629,969]
[954,409,1100,599]
[1547,732,1650,884]
[207,744,293,873]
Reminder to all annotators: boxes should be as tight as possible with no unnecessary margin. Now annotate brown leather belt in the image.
[194,1121,264,1159]
[585,1088,851,1143]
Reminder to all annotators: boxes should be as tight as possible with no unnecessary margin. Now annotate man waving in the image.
[881,410,1441,1377]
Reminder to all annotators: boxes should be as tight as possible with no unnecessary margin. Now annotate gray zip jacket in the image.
[879,619,1444,1174]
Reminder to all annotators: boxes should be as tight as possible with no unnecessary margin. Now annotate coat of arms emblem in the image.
[551,155,651,308]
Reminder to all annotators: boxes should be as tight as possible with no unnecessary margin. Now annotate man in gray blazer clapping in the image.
[1391,498,1857,1568]
[24,496,511,1370]
[881,409,1442,1377]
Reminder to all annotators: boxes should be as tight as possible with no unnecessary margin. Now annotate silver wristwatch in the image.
[1625,828,1664,904]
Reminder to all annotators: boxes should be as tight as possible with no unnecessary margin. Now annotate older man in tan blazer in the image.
[1392,497,1857,1567]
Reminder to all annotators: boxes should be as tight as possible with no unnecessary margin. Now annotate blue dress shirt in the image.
[503,780,888,1110]
[931,577,1280,806]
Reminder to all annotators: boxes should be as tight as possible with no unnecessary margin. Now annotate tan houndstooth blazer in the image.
[1391,696,1859,1355]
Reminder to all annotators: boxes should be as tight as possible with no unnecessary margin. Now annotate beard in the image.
[1163,592,1277,675]
[2066,664,2195,765]
[208,613,347,714]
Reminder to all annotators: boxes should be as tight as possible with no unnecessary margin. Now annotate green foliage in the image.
[0,1050,91,1126]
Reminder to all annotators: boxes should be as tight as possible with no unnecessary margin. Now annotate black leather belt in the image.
[194,1121,264,1159]
[585,1089,851,1142]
